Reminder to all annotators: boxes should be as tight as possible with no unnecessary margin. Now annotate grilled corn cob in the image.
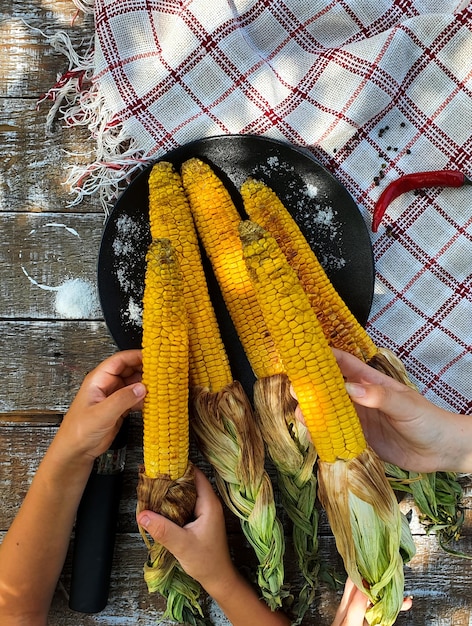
[240,220,415,626]
[141,238,190,480]
[148,160,232,392]
[180,157,283,379]
[181,165,319,618]
[176,160,286,608]
[241,177,376,362]
[241,220,365,462]
[240,177,416,382]
[136,239,203,624]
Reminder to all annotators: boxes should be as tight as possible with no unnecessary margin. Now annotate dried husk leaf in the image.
[368,348,415,388]
[136,462,205,625]
[318,447,416,626]
[191,380,287,609]
[254,374,319,623]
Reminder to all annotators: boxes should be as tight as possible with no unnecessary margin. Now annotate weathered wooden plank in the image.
[0,530,467,626]
[0,421,56,525]
[0,3,99,214]
[1,212,105,318]
[0,100,102,214]
[401,534,472,626]
[0,1,93,99]
[1,320,116,412]
[0,410,63,424]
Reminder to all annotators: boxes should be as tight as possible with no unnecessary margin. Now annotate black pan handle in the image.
[68,423,128,613]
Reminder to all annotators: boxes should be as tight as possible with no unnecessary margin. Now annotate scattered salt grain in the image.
[305,183,318,198]
[313,206,335,227]
[116,214,139,234]
[126,297,143,325]
[113,237,134,257]
[116,266,133,294]
[54,278,99,319]
[107,212,150,329]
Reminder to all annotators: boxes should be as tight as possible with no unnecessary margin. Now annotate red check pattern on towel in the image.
[60,0,472,413]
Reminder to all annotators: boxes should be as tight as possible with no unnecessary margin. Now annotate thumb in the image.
[99,382,146,419]
[345,380,413,418]
[137,510,186,555]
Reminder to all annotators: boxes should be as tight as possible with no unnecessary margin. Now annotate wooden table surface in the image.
[1,2,472,625]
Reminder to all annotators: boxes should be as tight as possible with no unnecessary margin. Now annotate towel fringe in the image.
[39,19,150,215]
[71,0,95,13]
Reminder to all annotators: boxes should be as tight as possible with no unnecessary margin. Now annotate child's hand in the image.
[137,467,237,595]
[332,348,468,472]
[331,578,412,626]
[53,350,146,466]
[138,470,292,625]
[331,578,370,626]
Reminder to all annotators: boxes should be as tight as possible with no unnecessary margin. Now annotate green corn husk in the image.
[136,462,210,625]
[369,348,466,554]
[191,380,288,610]
[318,447,416,626]
[144,558,205,625]
[385,464,468,557]
[253,373,319,624]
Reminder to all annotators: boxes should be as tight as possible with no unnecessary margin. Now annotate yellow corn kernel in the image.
[141,239,189,480]
[240,220,367,463]
[240,178,377,362]
[149,161,232,392]
[180,158,284,379]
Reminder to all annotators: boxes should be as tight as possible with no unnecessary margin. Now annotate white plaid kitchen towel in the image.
[48,0,472,413]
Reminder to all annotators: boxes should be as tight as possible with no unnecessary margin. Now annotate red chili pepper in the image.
[372,170,470,232]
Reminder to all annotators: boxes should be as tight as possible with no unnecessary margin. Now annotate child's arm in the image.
[0,350,145,626]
